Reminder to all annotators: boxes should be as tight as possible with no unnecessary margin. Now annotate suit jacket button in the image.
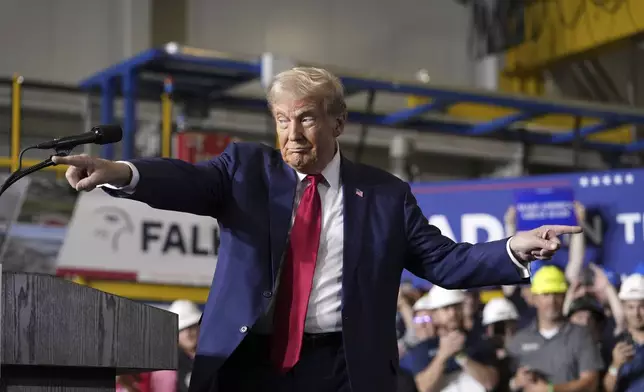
[262,290,273,298]
[239,326,248,333]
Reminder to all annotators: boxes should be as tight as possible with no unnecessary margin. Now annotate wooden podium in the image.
[1,271,178,391]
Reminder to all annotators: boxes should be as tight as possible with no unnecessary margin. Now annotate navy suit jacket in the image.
[114,142,526,392]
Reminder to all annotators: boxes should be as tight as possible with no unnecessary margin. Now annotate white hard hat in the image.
[618,274,644,301]
[482,297,519,326]
[168,300,203,330]
[413,294,432,311]
[423,285,466,310]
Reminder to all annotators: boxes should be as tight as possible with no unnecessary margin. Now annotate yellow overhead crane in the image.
[505,0,644,74]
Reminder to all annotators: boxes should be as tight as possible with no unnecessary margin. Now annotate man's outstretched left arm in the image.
[402,186,529,289]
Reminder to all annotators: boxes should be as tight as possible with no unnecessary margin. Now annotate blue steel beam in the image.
[339,76,644,125]
[77,47,643,156]
[468,111,539,136]
[550,121,625,144]
[210,96,626,152]
[79,50,260,91]
[164,53,261,75]
[79,49,163,89]
[625,140,644,152]
[379,100,450,126]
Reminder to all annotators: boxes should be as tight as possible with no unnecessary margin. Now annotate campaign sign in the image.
[409,169,644,276]
[514,187,577,231]
[57,189,219,286]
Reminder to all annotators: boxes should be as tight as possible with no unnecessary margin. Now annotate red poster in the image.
[173,132,232,163]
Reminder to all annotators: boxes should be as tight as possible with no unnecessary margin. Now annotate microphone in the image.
[35,124,123,150]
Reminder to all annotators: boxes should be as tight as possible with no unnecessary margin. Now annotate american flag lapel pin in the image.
[355,188,363,197]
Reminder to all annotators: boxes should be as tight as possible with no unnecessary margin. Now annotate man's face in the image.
[178,324,200,358]
[272,97,342,173]
[569,310,602,340]
[462,292,480,318]
[413,310,435,339]
[623,299,644,331]
[534,293,565,322]
[432,304,463,332]
[569,310,592,327]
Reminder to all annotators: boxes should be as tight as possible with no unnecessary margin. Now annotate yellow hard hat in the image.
[531,266,568,295]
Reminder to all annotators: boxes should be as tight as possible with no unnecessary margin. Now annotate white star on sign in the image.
[602,175,611,186]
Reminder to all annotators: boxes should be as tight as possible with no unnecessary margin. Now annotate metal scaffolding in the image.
[78,44,644,161]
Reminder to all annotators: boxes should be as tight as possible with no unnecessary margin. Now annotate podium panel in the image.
[1,272,178,391]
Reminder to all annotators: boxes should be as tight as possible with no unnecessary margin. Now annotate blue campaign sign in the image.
[409,169,644,276]
[514,187,577,231]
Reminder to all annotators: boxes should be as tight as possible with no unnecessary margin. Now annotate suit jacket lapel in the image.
[268,155,297,282]
[341,156,368,281]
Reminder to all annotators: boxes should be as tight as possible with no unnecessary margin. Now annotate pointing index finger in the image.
[51,154,92,167]
[548,225,583,235]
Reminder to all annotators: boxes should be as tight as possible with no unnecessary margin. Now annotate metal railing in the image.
[0,75,68,175]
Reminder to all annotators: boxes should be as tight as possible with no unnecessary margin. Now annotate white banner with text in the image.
[56,190,219,286]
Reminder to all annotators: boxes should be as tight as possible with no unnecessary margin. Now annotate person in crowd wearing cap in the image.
[503,282,537,330]
[567,294,607,343]
[506,266,603,392]
[400,293,437,373]
[406,286,499,392]
[566,295,612,373]
[398,283,430,358]
[502,202,585,331]
[398,289,430,392]
[482,297,519,354]
[604,274,644,392]
[147,300,203,392]
[564,264,625,338]
[411,294,438,342]
[481,297,520,392]
[54,66,581,392]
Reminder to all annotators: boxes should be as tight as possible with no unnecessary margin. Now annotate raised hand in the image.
[611,341,635,368]
[509,225,583,263]
[437,330,466,360]
[52,154,132,192]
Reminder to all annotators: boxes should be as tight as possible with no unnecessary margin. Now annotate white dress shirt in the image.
[104,149,529,334]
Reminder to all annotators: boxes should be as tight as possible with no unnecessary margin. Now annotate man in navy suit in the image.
[54,67,581,392]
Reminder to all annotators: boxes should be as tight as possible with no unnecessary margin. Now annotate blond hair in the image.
[266,67,347,117]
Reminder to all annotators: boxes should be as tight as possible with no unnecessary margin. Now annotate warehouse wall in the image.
[0,0,474,86]
[187,0,475,85]
[0,0,150,84]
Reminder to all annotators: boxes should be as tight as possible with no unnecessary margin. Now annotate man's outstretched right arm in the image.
[53,143,239,218]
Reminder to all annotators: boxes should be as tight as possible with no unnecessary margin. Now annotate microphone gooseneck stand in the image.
[0,146,71,198]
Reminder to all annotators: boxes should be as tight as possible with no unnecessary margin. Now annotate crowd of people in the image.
[394,204,644,392]
[396,265,644,392]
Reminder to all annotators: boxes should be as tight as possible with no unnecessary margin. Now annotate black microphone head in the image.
[92,125,123,145]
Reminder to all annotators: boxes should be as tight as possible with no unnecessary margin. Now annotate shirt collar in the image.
[294,143,341,189]
[529,320,569,334]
